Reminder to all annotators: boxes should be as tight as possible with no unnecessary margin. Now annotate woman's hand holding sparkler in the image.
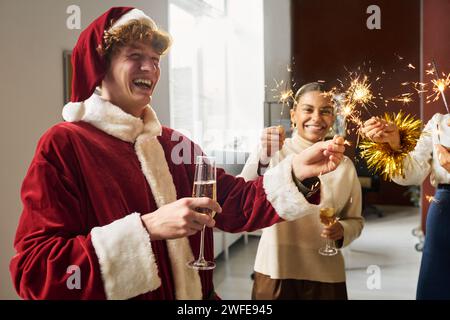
[436,144,450,173]
[292,136,346,181]
[260,126,286,165]
[362,117,401,151]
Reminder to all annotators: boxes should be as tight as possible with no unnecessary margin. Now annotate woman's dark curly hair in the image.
[293,82,330,110]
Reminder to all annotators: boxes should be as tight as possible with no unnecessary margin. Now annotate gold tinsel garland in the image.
[359,111,422,181]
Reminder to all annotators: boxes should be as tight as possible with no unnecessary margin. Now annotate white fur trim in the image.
[143,106,163,137]
[111,9,157,31]
[91,212,161,300]
[263,155,320,221]
[62,93,162,143]
[62,102,85,122]
[135,134,203,300]
[82,94,144,142]
[135,137,176,209]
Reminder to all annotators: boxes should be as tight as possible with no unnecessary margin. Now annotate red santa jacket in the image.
[10,94,321,300]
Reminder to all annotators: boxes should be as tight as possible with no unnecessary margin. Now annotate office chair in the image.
[355,149,383,218]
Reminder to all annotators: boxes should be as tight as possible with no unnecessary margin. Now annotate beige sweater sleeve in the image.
[239,146,263,181]
[337,163,364,248]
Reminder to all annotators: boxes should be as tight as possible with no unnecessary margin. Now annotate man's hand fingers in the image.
[188,219,207,231]
[331,153,343,164]
[191,211,216,228]
[185,227,200,237]
[327,160,337,172]
[323,149,342,161]
[187,197,222,214]
[326,140,345,154]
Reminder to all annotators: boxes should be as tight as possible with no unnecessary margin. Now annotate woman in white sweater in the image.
[363,112,450,299]
[240,82,364,300]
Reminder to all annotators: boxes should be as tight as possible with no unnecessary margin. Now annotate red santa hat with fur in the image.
[63,7,158,121]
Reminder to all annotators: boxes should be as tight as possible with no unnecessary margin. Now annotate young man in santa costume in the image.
[10,7,346,300]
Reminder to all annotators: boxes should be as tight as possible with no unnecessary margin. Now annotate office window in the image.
[169,0,264,153]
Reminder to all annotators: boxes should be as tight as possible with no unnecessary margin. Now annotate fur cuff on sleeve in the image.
[263,155,320,221]
[91,213,161,299]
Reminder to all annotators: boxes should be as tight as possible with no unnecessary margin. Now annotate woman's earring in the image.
[291,122,297,129]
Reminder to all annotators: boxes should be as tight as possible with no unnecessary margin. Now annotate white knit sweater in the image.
[240,132,364,283]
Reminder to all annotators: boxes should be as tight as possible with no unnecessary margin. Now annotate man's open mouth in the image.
[133,79,153,90]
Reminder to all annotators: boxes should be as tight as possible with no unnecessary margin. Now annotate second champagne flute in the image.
[318,207,339,256]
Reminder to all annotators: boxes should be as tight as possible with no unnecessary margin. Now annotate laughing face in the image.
[290,90,335,142]
[101,41,161,118]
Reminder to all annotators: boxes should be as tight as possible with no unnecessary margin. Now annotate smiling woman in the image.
[290,82,335,143]
[239,81,364,300]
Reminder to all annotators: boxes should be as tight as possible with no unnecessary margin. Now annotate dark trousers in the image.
[252,271,348,300]
[416,186,450,300]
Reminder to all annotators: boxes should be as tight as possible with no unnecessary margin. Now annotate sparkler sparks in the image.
[413,82,428,94]
[349,75,374,107]
[395,60,448,114]
[427,61,450,114]
[390,93,414,105]
[270,78,294,126]
[270,64,296,126]
[279,88,294,104]
[427,74,450,106]
[327,70,379,138]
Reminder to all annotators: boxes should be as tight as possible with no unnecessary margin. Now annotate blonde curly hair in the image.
[101,18,172,60]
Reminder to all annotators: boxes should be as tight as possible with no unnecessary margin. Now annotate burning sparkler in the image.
[270,64,296,126]
[348,75,375,108]
[326,69,380,138]
[426,61,450,114]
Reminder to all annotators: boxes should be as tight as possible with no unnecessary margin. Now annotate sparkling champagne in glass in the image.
[318,207,339,256]
[187,156,217,270]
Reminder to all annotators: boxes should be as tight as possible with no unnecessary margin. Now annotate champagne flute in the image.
[319,207,339,256]
[186,156,217,270]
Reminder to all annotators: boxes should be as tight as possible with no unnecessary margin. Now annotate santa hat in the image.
[66,7,156,112]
